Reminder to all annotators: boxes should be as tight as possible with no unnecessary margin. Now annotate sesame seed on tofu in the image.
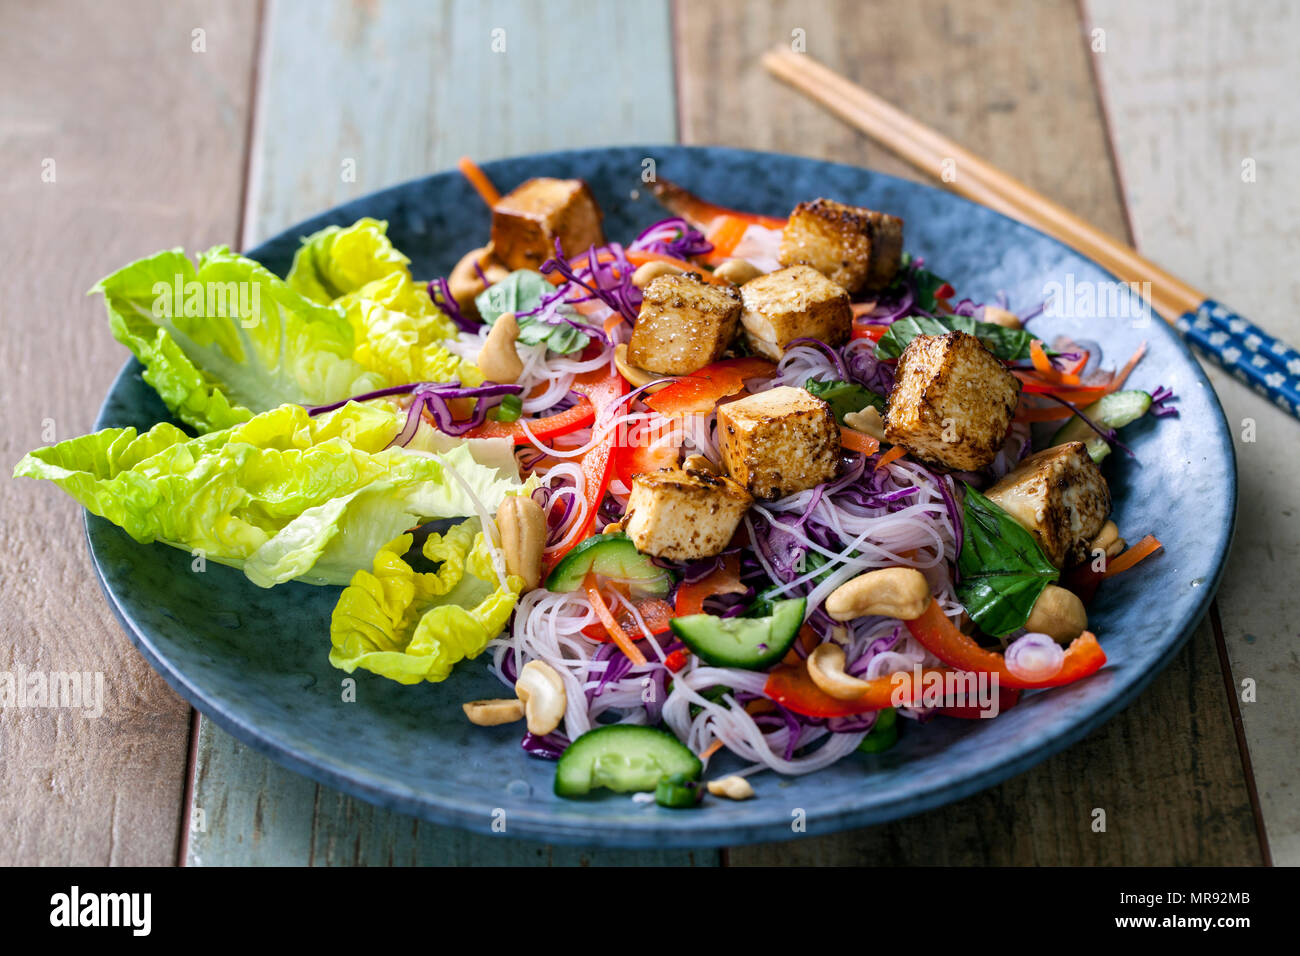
[717,385,841,499]
[624,468,753,561]
[984,441,1112,567]
[627,273,742,375]
[778,197,904,294]
[883,331,1021,471]
[490,177,605,271]
[738,265,852,360]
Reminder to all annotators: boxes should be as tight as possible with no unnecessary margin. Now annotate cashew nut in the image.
[713,259,762,286]
[614,343,671,391]
[514,660,567,736]
[843,405,886,442]
[806,643,876,700]
[631,260,685,289]
[824,567,931,622]
[982,305,1022,329]
[496,494,546,590]
[1090,520,1126,559]
[706,775,756,800]
[448,244,508,308]
[478,311,524,383]
[462,698,525,726]
[1025,585,1088,643]
[682,454,718,476]
[602,521,625,535]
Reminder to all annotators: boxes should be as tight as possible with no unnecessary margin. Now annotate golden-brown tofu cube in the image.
[884,331,1020,471]
[778,198,904,294]
[490,178,605,271]
[624,468,753,561]
[627,273,742,375]
[738,265,852,360]
[718,386,841,499]
[984,442,1111,567]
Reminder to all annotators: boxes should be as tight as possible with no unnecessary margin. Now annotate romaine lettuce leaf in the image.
[289,218,481,386]
[329,519,523,684]
[95,246,386,433]
[13,402,522,588]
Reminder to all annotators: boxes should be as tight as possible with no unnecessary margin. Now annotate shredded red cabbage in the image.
[428,277,481,333]
[304,380,522,441]
[1150,385,1179,418]
[629,217,713,260]
[540,238,641,329]
[521,731,570,760]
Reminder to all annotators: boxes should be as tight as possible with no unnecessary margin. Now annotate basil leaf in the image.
[475,269,589,355]
[875,313,1050,362]
[882,252,951,313]
[804,378,886,424]
[955,484,1059,637]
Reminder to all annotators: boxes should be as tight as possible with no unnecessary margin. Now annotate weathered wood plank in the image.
[188,0,699,866]
[673,0,1261,865]
[1085,0,1300,865]
[0,0,260,865]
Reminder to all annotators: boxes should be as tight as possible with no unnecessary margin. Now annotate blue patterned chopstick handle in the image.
[1177,300,1300,418]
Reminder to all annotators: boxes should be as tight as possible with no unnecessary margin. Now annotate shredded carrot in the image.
[744,698,777,716]
[874,444,907,470]
[705,215,750,262]
[1108,341,1148,391]
[840,427,881,456]
[584,574,648,665]
[1030,339,1057,377]
[699,739,726,761]
[457,156,500,207]
[1102,534,1163,579]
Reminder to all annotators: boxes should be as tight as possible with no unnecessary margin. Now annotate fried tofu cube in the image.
[490,177,605,271]
[627,273,742,375]
[984,442,1112,567]
[778,198,904,294]
[884,331,1020,471]
[717,386,841,499]
[624,468,753,561]
[738,265,852,360]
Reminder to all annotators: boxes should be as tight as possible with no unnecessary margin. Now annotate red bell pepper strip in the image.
[904,599,1107,690]
[938,685,1022,719]
[581,597,674,642]
[645,357,777,416]
[463,397,595,443]
[673,554,747,617]
[543,360,628,573]
[664,648,690,673]
[584,574,647,666]
[612,416,682,484]
[763,658,955,717]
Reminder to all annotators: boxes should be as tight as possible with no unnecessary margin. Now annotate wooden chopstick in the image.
[761,48,1204,324]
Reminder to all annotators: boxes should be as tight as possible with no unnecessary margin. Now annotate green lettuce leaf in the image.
[13,402,522,588]
[94,246,386,433]
[289,218,481,386]
[329,519,523,684]
[286,217,414,304]
[955,484,1060,637]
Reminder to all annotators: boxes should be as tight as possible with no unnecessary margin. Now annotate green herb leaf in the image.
[883,252,951,313]
[804,378,886,424]
[475,269,589,355]
[874,313,1050,362]
[955,484,1059,638]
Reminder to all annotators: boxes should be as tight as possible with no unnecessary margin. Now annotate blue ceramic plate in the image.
[86,146,1236,847]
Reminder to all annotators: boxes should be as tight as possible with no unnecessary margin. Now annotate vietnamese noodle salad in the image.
[15,158,1176,808]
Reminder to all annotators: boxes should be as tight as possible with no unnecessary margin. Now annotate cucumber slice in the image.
[1050,390,1152,463]
[857,707,899,754]
[554,725,702,798]
[545,532,673,597]
[669,597,807,670]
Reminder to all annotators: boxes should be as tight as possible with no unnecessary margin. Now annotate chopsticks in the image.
[763,48,1300,419]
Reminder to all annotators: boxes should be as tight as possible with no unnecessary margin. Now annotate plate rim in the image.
[84,144,1239,848]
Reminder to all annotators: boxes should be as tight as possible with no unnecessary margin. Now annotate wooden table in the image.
[3,0,1292,866]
